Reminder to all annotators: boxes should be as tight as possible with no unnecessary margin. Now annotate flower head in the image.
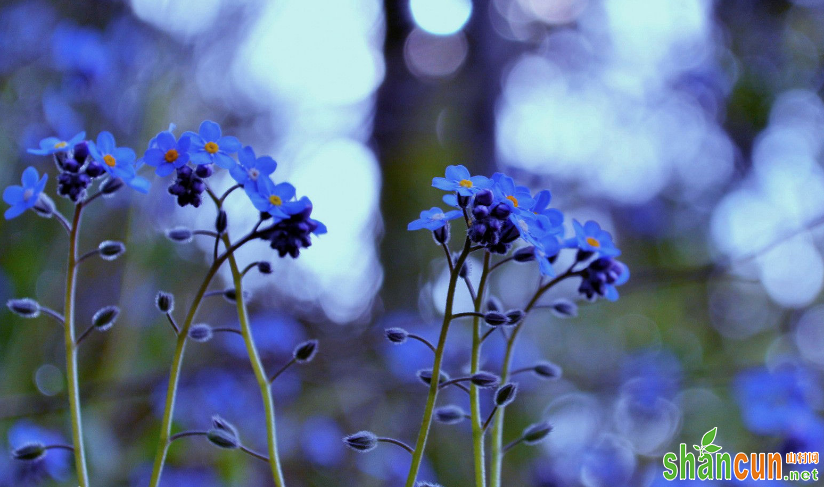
[142,131,191,177]
[89,131,136,180]
[578,257,629,301]
[4,167,47,219]
[569,219,620,257]
[246,177,305,219]
[27,131,85,156]
[185,120,241,169]
[432,165,492,196]
[408,207,463,231]
[230,146,277,190]
[258,197,326,258]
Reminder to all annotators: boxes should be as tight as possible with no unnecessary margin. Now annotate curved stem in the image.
[268,357,296,384]
[40,306,65,325]
[408,334,436,353]
[482,406,498,431]
[404,238,472,487]
[378,437,414,454]
[148,233,260,487]
[470,252,491,487]
[489,268,579,487]
[212,327,243,336]
[169,431,270,463]
[75,324,95,346]
[64,204,89,487]
[44,444,75,453]
[77,249,100,263]
[52,208,72,235]
[224,232,286,486]
[165,313,179,335]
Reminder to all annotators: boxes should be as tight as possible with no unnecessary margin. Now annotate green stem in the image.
[147,233,260,487]
[470,252,491,487]
[65,204,89,487]
[488,269,578,487]
[404,238,472,487]
[223,232,286,487]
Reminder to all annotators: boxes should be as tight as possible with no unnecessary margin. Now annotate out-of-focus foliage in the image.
[1,0,823,486]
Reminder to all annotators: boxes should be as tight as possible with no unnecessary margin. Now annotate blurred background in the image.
[1,0,823,485]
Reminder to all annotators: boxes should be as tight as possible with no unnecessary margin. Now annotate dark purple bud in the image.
[343,431,377,452]
[206,428,240,449]
[92,306,119,331]
[533,361,562,380]
[215,210,228,234]
[155,291,174,313]
[505,309,525,325]
[550,299,577,318]
[11,442,46,461]
[189,324,213,342]
[385,327,409,344]
[475,189,494,206]
[433,224,450,244]
[513,246,536,262]
[522,421,553,444]
[257,262,273,274]
[486,296,503,312]
[7,298,40,318]
[470,372,500,388]
[195,165,213,178]
[472,205,490,219]
[434,405,466,424]
[293,339,318,363]
[491,202,512,219]
[494,382,518,407]
[98,240,126,261]
[166,227,193,243]
[483,312,508,327]
[417,369,450,385]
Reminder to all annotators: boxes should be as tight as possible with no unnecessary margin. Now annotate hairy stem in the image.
[65,203,89,487]
[223,232,287,487]
[404,238,472,487]
[470,252,491,487]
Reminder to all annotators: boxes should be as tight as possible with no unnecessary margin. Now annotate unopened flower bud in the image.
[533,361,562,380]
[165,227,193,243]
[7,298,40,318]
[98,240,126,261]
[222,288,252,303]
[92,306,119,331]
[486,296,503,313]
[385,327,409,344]
[343,431,377,452]
[522,421,553,444]
[513,246,536,262]
[212,415,239,437]
[257,262,273,274]
[475,189,494,206]
[434,405,466,424]
[207,428,240,449]
[494,383,518,407]
[433,224,450,245]
[470,372,501,388]
[293,339,318,363]
[33,194,55,218]
[550,299,577,318]
[155,291,174,313]
[11,442,46,461]
[417,369,449,385]
[100,177,124,196]
[483,312,508,327]
[189,324,213,342]
[505,309,525,325]
[215,210,228,234]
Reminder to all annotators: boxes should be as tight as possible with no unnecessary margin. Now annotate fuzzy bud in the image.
[293,339,318,363]
[483,312,508,327]
[550,299,578,318]
[417,369,449,386]
[98,240,126,261]
[513,246,536,262]
[155,291,174,313]
[505,309,525,326]
[257,262,273,274]
[486,296,503,313]
[92,306,119,331]
[7,298,40,318]
[432,224,450,245]
[215,210,228,234]
[11,442,46,461]
[206,428,240,449]
[494,383,518,407]
[385,327,409,344]
[458,260,470,278]
[533,361,562,380]
[33,194,55,218]
[165,227,193,243]
[189,324,214,343]
[212,415,239,437]
[470,372,501,389]
[522,421,553,444]
[434,405,466,424]
[343,431,377,452]
[475,189,494,206]
[222,288,252,303]
[100,177,124,196]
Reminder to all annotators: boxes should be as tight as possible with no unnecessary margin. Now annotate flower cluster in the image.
[410,165,629,300]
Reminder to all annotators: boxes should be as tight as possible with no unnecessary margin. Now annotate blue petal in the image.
[3,186,23,205]
[273,183,296,200]
[213,152,236,169]
[34,174,48,195]
[408,219,427,231]
[445,165,469,181]
[113,147,136,163]
[217,136,241,153]
[190,152,213,165]
[155,131,176,152]
[96,131,115,153]
[127,176,151,194]
[238,146,255,167]
[155,163,176,177]
[21,166,39,187]
[229,165,248,184]
[256,156,277,175]
[143,148,165,167]
[199,120,221,141]
[312,220,327,235]
[4,203,26,220]
[432,177,455,191]
[443,194,459,208]
[443,210,463,220]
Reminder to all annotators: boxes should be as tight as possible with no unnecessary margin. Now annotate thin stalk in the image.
[404,238,472,487]
[147,232,261,487]
[64,203,89,487]
[224,232,286,486]
[469,252,491,487]
[378,437,414,454]
[488,269,579,487]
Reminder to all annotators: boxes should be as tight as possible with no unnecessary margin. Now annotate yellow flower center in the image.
[586,237,601,248]
[506,195,519,207]
[103,154,116,167]
[268,195,283,206]
[204,141,219,154]
[459,179,473,188]
[164,149,179,163]
[54,141,68,149]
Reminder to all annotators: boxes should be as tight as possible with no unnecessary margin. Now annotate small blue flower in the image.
[534,234,563,276]
[579,257,629,301]
[230,146,277,190]
[491,173,534,213]
[432,165,492,196]
[408,207,463,231]
[568,219,620,257]
[185,120,241,169]
[530,189,564,227]
[27,131,85,156]
[142,131,191,177]
[734,367,814,436]
[246,177,304,219]
[3,167,47,219]
[89,131,136,180]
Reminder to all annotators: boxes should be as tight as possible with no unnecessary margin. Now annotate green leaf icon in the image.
[701,427,717,448]
[704,444,722,453]
[693,444,701,452]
